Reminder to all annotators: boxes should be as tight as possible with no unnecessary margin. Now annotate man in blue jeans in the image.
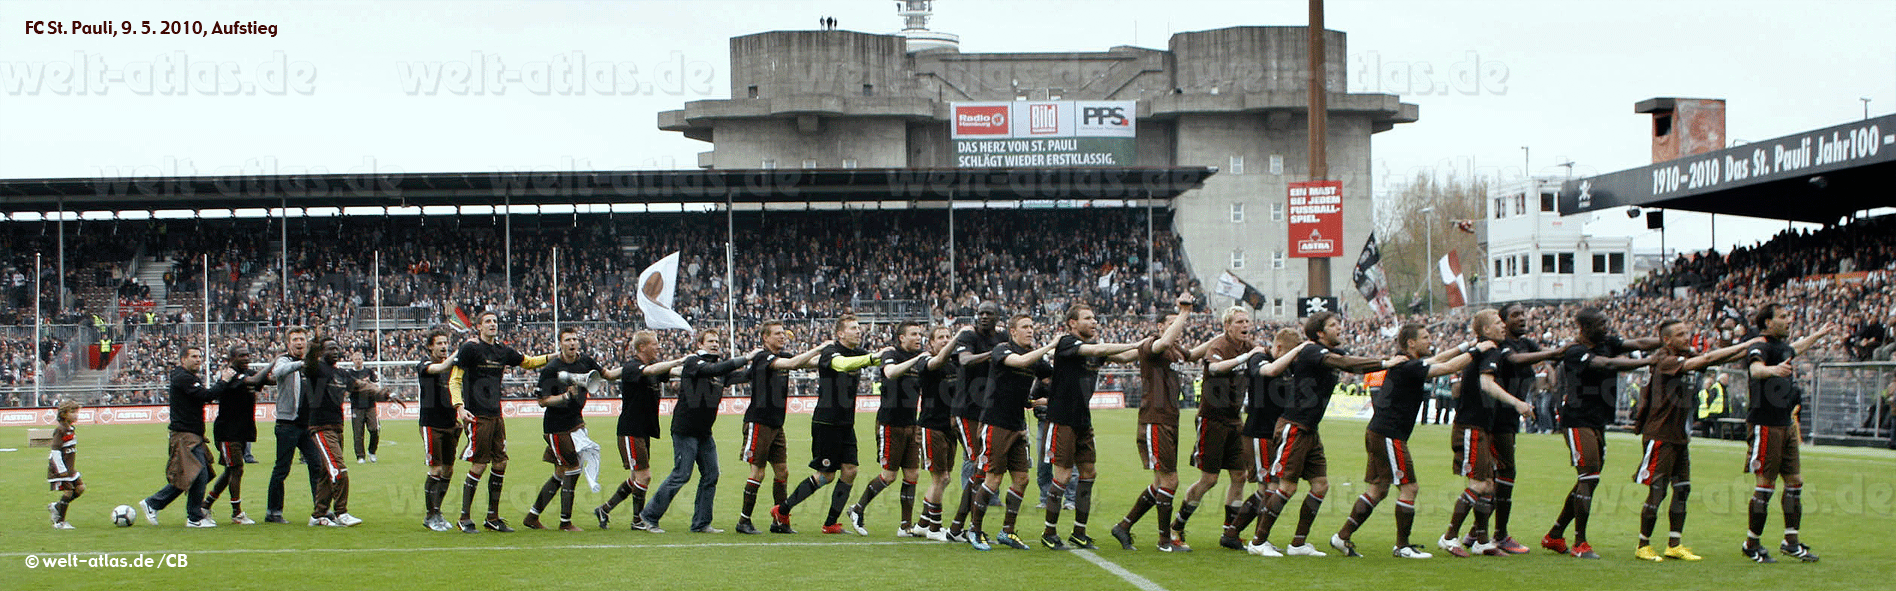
[263,327,321,524]
[641,328,745,533]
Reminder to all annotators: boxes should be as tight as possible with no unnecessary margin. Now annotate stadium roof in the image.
[0,167,1215,215]
[1557,113,1895,224]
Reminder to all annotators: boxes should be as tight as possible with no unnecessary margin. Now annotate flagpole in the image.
[552,247,560,342]
[34,252,42,408]
[373,250,382,362]
[202,253,210,362]
[725,191,735,352]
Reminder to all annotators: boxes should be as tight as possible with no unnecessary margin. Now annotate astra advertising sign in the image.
[1288,180,1344,258]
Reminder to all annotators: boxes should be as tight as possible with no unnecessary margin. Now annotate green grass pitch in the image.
[4,410,1891,590]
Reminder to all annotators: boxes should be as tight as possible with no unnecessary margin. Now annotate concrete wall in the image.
[1168,27,1347,94]
[730,31,913,98]
[709,117,909,169]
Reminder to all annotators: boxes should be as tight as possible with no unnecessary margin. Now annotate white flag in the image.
[636,252,694,331]
[1215,271,1246,300]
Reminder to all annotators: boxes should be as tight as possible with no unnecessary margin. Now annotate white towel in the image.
[571,427,603,492]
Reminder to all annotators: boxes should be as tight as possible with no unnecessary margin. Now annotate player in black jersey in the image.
[736,320,827,535]
[1230,328,1306,555]
[1437,309,1534,558]
[449,311,551,533]
[414,329,462,531]
[915,326,960,540]
[770,315,887,535]
[1331,322,1492,559]
[845,321,939,537]
[947,301,1006,542]
[1740,303,1837,563]
[204,344,274,525]
[965,314,1057,551]
[1484,302,1564,554]
[1542,308,1660,559]
[522,327,603,531]
[595,330,688,531]
[1038,304,1148,550]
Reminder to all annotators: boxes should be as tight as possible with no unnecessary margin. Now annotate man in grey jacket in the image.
[264,327,321,524]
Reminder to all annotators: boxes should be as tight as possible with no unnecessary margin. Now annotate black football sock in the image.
[530,476,559,516]
[604,479,635,513]
[1120,485,1156,529]
[1782,486,1803,546]
[1002,489,1024,534]
[1251,489,1289,544]
[1667,481,1690,547]
[740,478,761,522]
[1289,493,1324,547]
[485,470,506,520]
[1393,499,1416,547]
[1171,500,1199,535]
[1445,487,1474,540]
[1571,476,1598,544]
[855,476,891,513]
[459,472,480,520]
[899,480,917,528]
[782,475,825,512]
[1338,493,1376,539]
[1638,481,1666,545]
[1493,471,1516,540]
[825,480,853,526]
[557,471,578,523]
[1746,486,1773,549]
[1073,478,1094,537]
[1154,487,1175,542]
[1043,482,1067,537]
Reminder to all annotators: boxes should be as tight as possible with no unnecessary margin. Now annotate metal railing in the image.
[1809,361,1896,444]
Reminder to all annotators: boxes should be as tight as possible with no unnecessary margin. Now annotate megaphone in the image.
[558,370,608,395]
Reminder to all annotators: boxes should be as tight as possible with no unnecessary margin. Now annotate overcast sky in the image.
[3,0,1891,256]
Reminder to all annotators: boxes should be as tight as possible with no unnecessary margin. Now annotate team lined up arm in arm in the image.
[831,348,888,372]
[1003,341,1059,369]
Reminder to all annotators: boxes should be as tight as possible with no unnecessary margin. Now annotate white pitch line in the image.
[1072,549,1170,591]
[1,540,907,559]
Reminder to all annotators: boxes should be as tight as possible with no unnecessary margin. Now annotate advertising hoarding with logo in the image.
[1288,180,1344,258]
[951,101,1137,167]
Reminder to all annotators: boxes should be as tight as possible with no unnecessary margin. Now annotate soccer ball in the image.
[111,505,135,527]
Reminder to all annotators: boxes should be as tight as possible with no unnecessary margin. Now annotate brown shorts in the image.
[216,441,247,467]
[1563,426,1606,474]
[921,427,957,473]
[462,416,508,465]
[740,422,788,466]
[1136,422,1178,473]
[1452,424,1496,480]
[956,417,984,463]
[1045,424,1097,469]
[980,425,1030,475]
[421,426,460,468]
[1634,438,1690,485]
[1267,419,1326,481]
[309,425,347,483]
[543,427,582,466]
[1247,436,1275,483]
[51,477,83,492]
[1190,416,1247,474]
[1365,432,1416,486]
[1490,430,1516,473]
[1745,424,1800,481]
[618,436,651,471]
[876,424,921,471]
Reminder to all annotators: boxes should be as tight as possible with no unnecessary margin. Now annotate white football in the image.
[112,505,135,527]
